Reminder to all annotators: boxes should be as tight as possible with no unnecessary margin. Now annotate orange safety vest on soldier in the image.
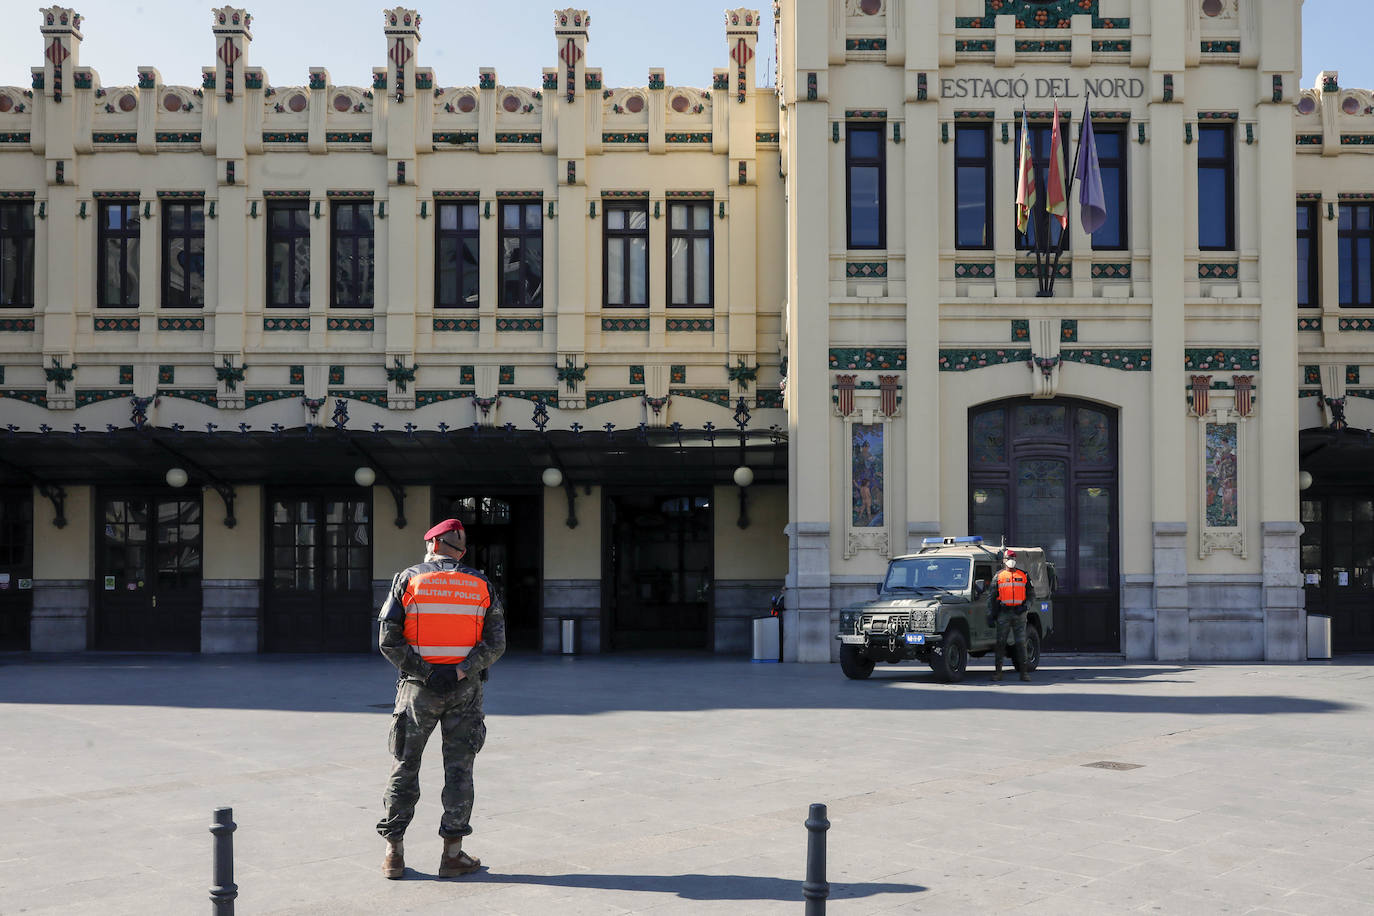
[994,567,1029,607]
[400,566,493,664]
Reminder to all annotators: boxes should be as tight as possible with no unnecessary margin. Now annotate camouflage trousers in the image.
[376,675,487,840]
[994,608,1028,670]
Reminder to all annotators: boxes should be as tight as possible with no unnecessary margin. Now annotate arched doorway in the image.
[968,399,1120,652]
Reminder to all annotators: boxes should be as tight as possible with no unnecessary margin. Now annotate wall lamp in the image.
[543,466,578,528]
[733,465,753,529]
[163,463,236,528]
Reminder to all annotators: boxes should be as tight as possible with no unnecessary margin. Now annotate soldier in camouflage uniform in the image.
[376,518,506,879]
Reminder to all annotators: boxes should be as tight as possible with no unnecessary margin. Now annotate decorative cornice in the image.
[262,190,310,199]
[433,190,479,199]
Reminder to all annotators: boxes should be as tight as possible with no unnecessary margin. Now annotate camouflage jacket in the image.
[377,554,507,682]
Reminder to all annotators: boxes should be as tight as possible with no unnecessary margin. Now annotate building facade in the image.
[1,1,1371,661]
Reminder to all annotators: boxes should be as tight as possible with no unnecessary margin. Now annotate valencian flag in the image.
[1015,106,1036,235]
[1046,100,1068,230]
[1076,98,1108,235]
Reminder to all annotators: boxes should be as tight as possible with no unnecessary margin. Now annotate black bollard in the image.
[803,802,830,914]
[209,807,238,915]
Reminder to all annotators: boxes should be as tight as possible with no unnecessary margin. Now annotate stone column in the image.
[783,0,833,662]
[1147,0,1189,661]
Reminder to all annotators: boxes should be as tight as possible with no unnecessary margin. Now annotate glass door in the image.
[265,493,372,652]
[96,494,202,650]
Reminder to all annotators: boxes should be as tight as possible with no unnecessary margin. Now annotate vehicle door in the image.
[971,561,995,645]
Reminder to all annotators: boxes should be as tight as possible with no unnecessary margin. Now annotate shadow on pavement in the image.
[442,869,926,902]
[0,652,1361,717]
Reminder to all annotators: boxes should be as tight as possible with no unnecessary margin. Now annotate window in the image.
[1091,127,1127,250]
[499,201,543,307]
[604,202,648,307]
[1339,203,1373,308]
[668,201,712,307]
[1297,202,1318,308]
[955,124,993,249]
[846,124,885,249]
[435,201,479,308]
[161,201,205,308]
[98,200,140,307]
[267,201,310,307]
[1197,124,1235,251]
[330,201,374,308]
[0,202,34,307]
[1013,120,1070,252]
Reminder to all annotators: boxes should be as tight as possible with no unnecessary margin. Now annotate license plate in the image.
[905,633,926,645]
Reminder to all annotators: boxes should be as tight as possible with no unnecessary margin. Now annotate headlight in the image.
[839,611,856,629]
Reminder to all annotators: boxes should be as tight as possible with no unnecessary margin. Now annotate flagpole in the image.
[1046,98,1086,296]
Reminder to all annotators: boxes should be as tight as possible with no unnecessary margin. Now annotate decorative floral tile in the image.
[1184,349,1260,371]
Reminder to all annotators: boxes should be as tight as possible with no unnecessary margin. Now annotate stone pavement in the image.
[1,651,1373,915]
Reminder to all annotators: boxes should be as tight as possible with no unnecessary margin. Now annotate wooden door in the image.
[265,494,373,652]
[0,489,33,649]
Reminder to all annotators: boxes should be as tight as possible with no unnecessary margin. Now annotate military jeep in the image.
[836,537,1055,683]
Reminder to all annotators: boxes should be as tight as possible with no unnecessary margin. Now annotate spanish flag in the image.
[1015,106,1037,236]
[1046,100,1068,230]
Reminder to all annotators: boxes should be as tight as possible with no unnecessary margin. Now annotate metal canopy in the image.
[0,425,789,492]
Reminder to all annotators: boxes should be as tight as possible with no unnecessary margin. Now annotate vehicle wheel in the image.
[934,630,968,683]
[1019,626,1042,672]
[840,645,875,680]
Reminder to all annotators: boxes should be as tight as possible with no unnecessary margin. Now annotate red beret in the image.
[423,518,465,541]
[1004,549,1016,557]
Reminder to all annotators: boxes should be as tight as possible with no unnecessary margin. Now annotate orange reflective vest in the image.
[995,568,1029,607]
[401,568,492,664]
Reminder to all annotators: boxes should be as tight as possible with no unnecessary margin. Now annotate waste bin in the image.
[560,618,577,655]
[1307,613,1331,660]
[751,615,780,662]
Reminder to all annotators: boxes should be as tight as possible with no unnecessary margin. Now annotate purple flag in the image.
[1076,99,1107,235]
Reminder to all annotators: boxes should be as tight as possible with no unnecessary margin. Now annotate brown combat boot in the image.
[992,658,1003,682]
[438,837,481,877]
[382,837,404,879]
[1019,669,1031,682]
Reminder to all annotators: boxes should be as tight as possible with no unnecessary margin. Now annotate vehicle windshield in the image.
[882,556,973,594]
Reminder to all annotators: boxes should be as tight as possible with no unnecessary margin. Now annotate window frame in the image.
[497,200,544,308]
[329,200,375,309]
[434,201,480,309]
[160,200,205,308]
[266,200,311,308]
[1338,202,1373,308]
[0,201,35,308]
[1012,119,1072,253]
[845,123,886,250]
[603,201,650,308]
[97,199,141,308]
[1297,201,1319,309]
[1197,124,1236,252]
[666,200,714,308]
[954,123,994,251]
[1090,125,1128,251]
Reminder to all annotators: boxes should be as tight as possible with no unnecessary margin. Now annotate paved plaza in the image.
[1,651,1372,914]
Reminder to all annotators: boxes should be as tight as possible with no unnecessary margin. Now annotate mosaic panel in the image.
[1184,349,1260,371]
[830,348,906,370]
[158,317,204,331]
[669,388,730,407]
[327,318,374,332]
[1205,423,1239,528]
[1011,320,1029,342]
[851,423,884,528]
[1016,262,1071,279]
[433,317,480,332]
[671,365,686,384]
[1297,316,1322,332]
[629,365,644,385]
[499,389,558,406]
[415,390,475,407]
[1091,263,1131,279]
[937,349,1029,371]
[0,318,35,332]
[846,261,887,278]
[665,318,714,333]
[1060,319,1078,343]
[845,38,887,52]
[1060,348,1151,371]
[1198,263,1239,279]
[585,390,641,407]
[755,391,783,409]
[1,390,45,406]
[1339,317,1374,332]
[603,318,650,332]
[157,389,217,406]
[495,317,543,332]
[264,316,309,331]
[94,317,139,332]
[954,262,995,279]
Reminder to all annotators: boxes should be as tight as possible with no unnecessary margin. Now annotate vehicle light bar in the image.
[921,535,984,545]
